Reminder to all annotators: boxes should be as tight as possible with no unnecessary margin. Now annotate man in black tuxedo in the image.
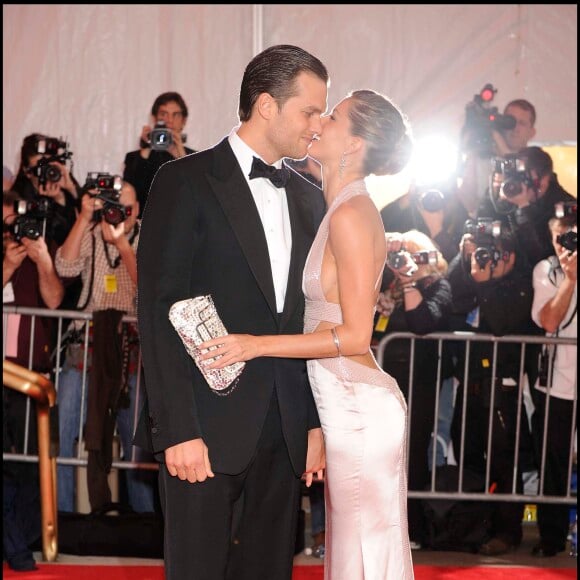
[134,45,329,580]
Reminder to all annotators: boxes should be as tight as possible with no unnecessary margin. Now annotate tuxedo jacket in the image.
[134,137,326,476]
[123,146,196,218]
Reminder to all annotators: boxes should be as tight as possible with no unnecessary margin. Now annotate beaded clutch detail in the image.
[168,295,244,396]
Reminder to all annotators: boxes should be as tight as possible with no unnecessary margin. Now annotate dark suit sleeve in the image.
[136,158,203,453]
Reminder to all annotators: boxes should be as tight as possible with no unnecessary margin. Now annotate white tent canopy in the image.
[3,4,577,193]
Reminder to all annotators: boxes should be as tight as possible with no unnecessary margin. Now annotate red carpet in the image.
[2,563,577,579]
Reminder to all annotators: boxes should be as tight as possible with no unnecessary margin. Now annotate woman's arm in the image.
[200,198,382,367]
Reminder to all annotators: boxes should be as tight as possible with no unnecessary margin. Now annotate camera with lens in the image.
[83,172,132,226]
[149,121,173,151]
[387,249,438,270]
[29,157,63,187]
[417,189,445,213]
[462,84,516,157]
[6,198,52,242]
[464,218,509,269]
[490,155,535,200]
[556,230,577,253]
[29,137,73,187]
[141,121,187,151]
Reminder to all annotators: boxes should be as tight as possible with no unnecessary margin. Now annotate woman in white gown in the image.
[201,89,415,579]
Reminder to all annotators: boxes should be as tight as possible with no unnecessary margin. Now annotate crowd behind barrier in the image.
[3,305,576,506]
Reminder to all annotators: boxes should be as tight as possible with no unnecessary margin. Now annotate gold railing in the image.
[3,360,58,562]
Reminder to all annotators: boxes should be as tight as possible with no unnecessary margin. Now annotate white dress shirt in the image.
[531,256,577,400]
[228,128,292,313]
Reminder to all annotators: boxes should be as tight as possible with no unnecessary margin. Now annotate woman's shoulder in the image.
[330,195,383,235]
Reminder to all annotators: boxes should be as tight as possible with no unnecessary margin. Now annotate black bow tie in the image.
[249,156,291,188]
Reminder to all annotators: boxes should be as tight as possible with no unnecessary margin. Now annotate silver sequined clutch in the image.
[168,295,245,396]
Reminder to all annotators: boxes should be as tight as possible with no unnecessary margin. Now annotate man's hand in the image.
[39,179,66,206]
[470,250,514,282]
[558,245,577,283]
[165,438,214,484]
[101,220,128,246]
[168,128,187,159]
[376,291,395,319]
[303,427,325,487]
[21,236,51,269]
[139,125,153,159]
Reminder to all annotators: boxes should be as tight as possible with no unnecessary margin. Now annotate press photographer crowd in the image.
[3,87,577,571]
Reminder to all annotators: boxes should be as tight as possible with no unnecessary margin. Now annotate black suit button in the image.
[151,427,159,434]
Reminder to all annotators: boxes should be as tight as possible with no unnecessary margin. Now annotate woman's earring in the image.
[339,153,347,180]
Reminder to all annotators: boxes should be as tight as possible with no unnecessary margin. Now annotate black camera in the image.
[472,246,509,269]
[29,157,63,187]
[387,249,437,270]
[28,137,73,187]
[464,218,502,239]
[149,121,172,151]
[490,156,535,199]
[387,251,407,270]
[556,230,577,253]
[35,137,69,157]
[462,84,516,157]
[83,172,131,226]
[84,172,123,192]
[141,121,187,151]
[417,189,445,213]
[464,218,508,269]
[6,198,52,242]
[537,347,552,388]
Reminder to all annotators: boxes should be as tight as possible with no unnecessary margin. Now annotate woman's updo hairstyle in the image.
[347,89,413,177]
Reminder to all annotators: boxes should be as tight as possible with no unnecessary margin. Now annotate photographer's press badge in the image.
[104,274,118,293]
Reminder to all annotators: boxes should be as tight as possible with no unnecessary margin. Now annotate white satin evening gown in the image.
[303,180,414,580]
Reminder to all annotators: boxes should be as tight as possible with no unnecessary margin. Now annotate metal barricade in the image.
[2,306,158,496]
[3,306,577,513]
[375,331,577,505]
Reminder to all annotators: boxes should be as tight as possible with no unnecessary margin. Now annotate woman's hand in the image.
[376,290,395,318]
[198,334,260,368]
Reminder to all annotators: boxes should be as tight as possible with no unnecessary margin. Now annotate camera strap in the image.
[76,226,98,311]
[101,223,139,269]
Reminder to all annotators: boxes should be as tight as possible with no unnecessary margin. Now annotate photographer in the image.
[374,229,453,549]
[54,178,156,514]
[529,211,577,558]
[3,189,64,571]
[457,87,537,218]
[486,146,576,268]
[381,179,467,264]
[123,92,196,217]
[11,133,81,247]
[446,223,535,556]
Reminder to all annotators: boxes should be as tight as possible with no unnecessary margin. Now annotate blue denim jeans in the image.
[427,376,457,470]
[308,480,325,537]
[56,366,156,512]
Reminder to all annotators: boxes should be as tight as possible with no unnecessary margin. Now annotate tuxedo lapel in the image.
[206,139,278,319]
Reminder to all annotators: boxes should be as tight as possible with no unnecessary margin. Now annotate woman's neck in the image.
[322,169,365,206]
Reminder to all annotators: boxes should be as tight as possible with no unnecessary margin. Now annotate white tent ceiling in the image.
[3,4,577,193]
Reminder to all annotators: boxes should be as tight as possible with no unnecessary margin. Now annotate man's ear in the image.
[256,92,277,121]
